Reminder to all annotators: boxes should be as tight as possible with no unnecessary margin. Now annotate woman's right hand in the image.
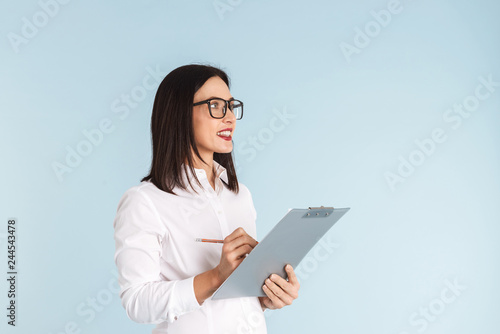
[215,227,258,283]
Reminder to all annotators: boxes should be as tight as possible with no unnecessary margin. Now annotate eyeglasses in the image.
[193,98,244,120]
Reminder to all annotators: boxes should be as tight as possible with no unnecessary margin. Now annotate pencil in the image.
[195,238,259,244]
[195,238,224,243]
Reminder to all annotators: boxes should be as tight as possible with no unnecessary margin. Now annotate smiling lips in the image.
[217,129,232,140]
[217,129,231,141]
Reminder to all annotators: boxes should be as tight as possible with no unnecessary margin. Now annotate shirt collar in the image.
[180,160,228,194]
[212,160,228,184]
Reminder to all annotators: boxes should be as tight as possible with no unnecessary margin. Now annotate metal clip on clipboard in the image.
[305,206,334,217]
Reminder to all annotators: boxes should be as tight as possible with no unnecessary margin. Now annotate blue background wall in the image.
[1,0,499,333]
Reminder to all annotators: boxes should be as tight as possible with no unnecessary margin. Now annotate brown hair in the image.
[141,64,239,195]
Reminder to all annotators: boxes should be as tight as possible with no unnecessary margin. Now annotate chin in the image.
[215,145,233,154]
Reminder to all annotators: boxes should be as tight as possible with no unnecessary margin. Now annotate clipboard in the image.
[211,206,350,300]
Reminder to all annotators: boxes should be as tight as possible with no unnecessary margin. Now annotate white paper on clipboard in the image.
[211,206,350,300]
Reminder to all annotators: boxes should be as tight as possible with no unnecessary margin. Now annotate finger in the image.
[230,244,253,261]
[269,274,298,299]
[235,235,258,249]
[232,235,258,248]
[285,264,300,287]
[262,284,285,309]
[261,296,276,310]
[224,227,247,243]
[224,234,258,252]
[265,278,293,305]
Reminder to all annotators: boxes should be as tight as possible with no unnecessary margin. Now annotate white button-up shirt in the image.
[113,160,267,334]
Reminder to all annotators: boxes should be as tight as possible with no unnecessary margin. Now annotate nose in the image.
[223,103,237,123]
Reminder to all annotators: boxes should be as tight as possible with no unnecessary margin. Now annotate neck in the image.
[187,150,215,182]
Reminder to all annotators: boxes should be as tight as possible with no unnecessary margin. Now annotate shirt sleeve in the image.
[113,187,202,324]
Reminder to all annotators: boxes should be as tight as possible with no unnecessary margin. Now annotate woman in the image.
[113,64,299,333]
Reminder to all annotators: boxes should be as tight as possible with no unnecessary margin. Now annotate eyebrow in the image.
[206,96,234,101]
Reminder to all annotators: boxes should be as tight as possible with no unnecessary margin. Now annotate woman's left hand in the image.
[259,264,300,310]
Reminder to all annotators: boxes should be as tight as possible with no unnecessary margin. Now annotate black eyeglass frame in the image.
[192,98,244,120]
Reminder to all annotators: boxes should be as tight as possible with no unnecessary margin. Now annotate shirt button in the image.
[174,316,178,321]
[217,210,222,214]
